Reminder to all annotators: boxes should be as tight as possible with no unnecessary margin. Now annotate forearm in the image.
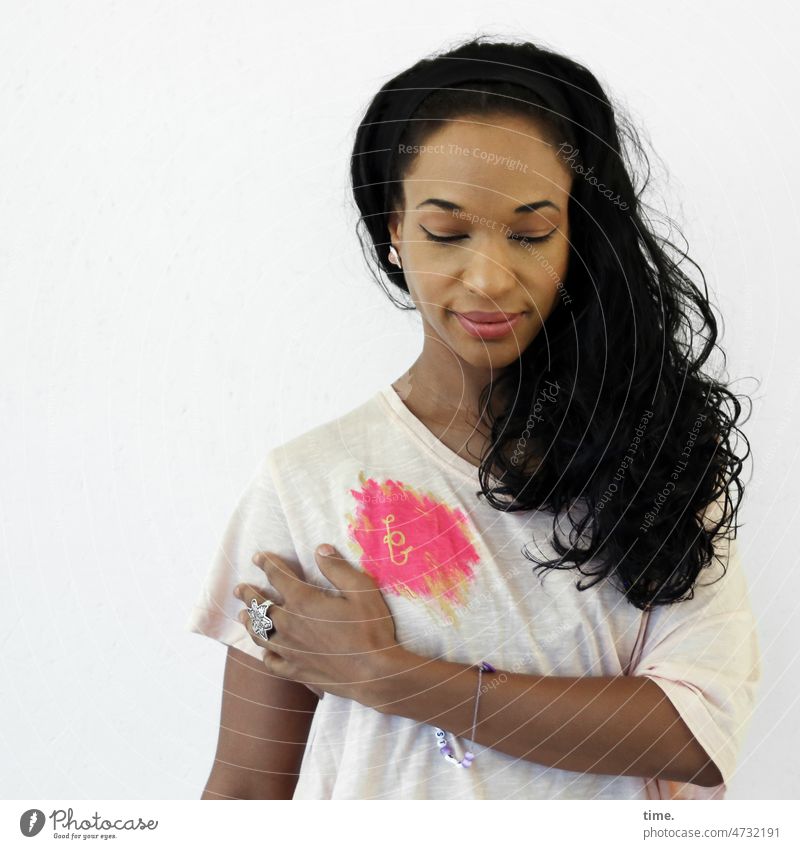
[364,649,722,787]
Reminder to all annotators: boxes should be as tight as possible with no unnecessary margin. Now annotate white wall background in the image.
[1,0,798,800]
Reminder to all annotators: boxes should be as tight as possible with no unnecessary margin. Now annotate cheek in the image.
[403,271,452,310]
[530,240,569,297]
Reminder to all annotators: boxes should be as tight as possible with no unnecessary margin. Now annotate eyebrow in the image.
[415,198,561,213]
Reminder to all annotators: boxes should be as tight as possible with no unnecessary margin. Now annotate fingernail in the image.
[317,544,335,556]
[252,552,263,565]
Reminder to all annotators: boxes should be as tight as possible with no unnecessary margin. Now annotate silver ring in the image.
[247,598,276,640]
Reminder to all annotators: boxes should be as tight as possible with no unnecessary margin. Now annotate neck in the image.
[393,348,509,429]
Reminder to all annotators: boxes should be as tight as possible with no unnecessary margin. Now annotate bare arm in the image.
[367,648,723,787]
[202,645,320,800]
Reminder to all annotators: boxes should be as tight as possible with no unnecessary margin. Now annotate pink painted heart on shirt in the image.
[345,471,480,621]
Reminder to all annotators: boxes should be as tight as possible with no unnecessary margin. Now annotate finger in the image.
[239,604,327,695]
[238,607,269,648]
[252,551,304,602]
[236,584,284,633]
[262,644,302,685]
[314,544,375,595]
[233,582,269,605]
[237,600,284,650]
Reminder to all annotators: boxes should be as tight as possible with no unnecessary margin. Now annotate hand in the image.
[234,544,403,705]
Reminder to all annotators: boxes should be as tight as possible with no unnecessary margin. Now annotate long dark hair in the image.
[349,36,752,611]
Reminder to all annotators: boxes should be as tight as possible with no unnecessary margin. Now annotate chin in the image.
[454,342,529,371]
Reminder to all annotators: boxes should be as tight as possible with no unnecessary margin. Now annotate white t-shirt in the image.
[186,383,762,800]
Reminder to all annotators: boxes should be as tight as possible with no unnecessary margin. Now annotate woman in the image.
[187,36,761,800]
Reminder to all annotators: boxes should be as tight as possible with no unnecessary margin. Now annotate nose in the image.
[458,239,520,305]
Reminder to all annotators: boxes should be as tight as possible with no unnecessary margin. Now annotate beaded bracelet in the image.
[433,660,496,767]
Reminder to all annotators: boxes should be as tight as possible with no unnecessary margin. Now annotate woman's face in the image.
[387,112,573,372]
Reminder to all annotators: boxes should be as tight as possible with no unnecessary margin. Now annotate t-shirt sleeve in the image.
[629,532,762,797]
[185,449,304,664]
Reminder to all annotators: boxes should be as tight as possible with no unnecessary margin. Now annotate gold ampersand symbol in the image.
[382,513,413,565]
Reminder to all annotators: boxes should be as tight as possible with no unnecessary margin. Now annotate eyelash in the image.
[419,225,555,246]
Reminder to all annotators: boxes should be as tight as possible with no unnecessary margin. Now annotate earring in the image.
[388,245,403,269]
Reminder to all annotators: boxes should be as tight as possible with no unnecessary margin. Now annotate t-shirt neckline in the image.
[377,383,501,486]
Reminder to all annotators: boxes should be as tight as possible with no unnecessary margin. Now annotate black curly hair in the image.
[350,36,752,611]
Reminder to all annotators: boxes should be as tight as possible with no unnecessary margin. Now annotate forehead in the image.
[400,113,572,208]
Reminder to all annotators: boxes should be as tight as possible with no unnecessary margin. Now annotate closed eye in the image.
[419,225,466,243]
[509,231,556,245]
[419,224,555,245]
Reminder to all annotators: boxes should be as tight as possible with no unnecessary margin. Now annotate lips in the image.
[452,310,524,340]
[458,311,522,322]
